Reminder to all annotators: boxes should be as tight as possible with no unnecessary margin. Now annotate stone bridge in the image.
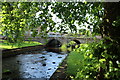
[25,36,100,45]
[25,35,101,52]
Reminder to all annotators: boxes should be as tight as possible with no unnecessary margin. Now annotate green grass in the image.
[67,51,84,76]
[66,44,89,76]
[0,40,42,49]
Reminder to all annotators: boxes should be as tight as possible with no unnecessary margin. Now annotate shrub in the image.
[67,41,120,80]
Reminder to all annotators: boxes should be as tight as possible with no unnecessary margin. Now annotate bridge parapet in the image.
[25,36,101,44]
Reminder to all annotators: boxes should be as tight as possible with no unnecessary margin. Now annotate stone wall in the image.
[2,45,45,58]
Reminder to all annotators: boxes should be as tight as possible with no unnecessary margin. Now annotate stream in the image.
[2,50,67,79]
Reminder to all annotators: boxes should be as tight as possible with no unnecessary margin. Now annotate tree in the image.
[1,2,53,43]
[1,2,103,43]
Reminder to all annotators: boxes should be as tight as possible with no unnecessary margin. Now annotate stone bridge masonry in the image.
[25,36,100,45]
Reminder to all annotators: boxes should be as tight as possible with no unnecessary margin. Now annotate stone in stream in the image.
[17,60,20,63]
[31,67,35,69]
[58,56,62,58]
[44,58,47,60]
[48,68,51,70]
[50,55,52,57]
[52,62,55,64]
[40,56,45,58]
[40,71,42,73]
[16,60,22,65]
[42,63,46,66]
[47,75,50,77]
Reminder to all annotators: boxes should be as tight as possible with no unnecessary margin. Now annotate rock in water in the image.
[42,63,46,66]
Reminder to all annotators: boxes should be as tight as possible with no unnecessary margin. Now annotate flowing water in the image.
[2,50,67,79]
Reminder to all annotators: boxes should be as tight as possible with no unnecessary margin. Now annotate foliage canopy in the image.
[1,2,103,43]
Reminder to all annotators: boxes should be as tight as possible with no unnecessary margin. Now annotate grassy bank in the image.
[0,40,42,49]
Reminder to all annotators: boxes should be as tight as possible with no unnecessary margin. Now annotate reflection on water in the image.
[2,51,67,79]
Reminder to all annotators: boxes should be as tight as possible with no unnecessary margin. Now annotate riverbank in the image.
[50,54,70,80]
[2,45,45,58]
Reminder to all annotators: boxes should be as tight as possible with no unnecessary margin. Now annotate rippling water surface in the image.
[2,51,67,79]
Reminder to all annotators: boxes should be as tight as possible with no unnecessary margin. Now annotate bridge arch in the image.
[72,39,81,44]
[45,39,62,48]
[67,39,81,49]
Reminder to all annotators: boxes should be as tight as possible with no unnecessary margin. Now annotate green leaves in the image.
[51,2,103,34]
[31,30,38,37]
[1,2,49,43]
[1,2,104,43]
[67,38,120,79]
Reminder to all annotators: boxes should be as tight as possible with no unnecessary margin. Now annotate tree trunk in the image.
[102,2,120,40]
